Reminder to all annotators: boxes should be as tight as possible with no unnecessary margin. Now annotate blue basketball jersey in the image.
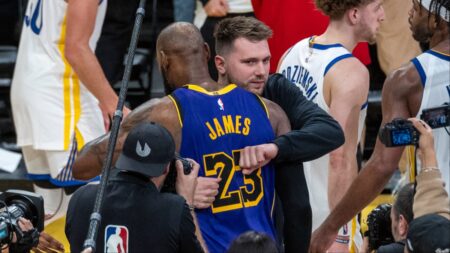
[170,84,276,253]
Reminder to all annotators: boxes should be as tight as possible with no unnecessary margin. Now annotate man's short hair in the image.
[392,183,414,223]
[315,0,374,20]
[214,16,272,55]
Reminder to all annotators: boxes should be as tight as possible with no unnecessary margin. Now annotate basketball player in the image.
[309,0,449,251]
[277,0,385,251]
[10,0,129,225]
[193,16,345,252]
[73,22,291,252]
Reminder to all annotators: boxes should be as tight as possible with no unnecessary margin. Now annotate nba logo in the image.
[105,225,128,253]
[217,98,224,111]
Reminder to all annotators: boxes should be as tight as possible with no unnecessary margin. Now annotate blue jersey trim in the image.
[361,101,368,110]
[324,54,353,76]
[411,58,427,87]
[311,43,345,50]
[27,173,100,187]
[427,50,450,61]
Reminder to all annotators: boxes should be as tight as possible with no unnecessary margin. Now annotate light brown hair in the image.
[214,16,272,55]
[315,0,374,19]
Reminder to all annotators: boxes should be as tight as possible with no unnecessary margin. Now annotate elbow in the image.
[64,40,83,67]
[72,161,94,181]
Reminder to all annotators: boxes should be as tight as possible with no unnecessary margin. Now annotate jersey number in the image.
[203,150,263,213]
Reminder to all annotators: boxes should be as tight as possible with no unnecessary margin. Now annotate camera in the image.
[366,203,395,251]
[0,190,44,248]
[420,104,449,129]
[379,104,450,147]
[161,154,193,193]
[379,118,419,147]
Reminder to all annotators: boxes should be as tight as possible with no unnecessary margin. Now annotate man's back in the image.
[66,171,202,253]
[171,84,278,252]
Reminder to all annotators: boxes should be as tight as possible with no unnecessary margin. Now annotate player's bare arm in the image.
[65,0,130,129]
[309,61,423,252]
[73,97,180,180]
[324,58,369,211]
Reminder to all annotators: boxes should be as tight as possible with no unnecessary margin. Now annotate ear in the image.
[347,7,360,25]
[215,55,227,75]
[204,42,211,61]
[398,214,409,237]
[158,50,169,72]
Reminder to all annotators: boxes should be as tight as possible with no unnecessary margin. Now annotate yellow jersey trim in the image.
[256,95,270,119]
[185,84,237,96]
[57,13,72,150]
[168,95,183,128]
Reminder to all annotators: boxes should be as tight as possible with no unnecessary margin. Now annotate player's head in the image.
[390,183,414,241]
[226,231,278,253]
[408,0,450,43]
[156,22,210,93]
[315,0,385,44]
[214,16,272,95]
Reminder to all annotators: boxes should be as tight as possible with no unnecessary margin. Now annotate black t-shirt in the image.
[66,171,203,253]
[263,74,344,163]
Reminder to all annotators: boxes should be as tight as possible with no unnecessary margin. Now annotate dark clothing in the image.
[377,240,405,253]
[263,74,344,252]
[66,170,203,253]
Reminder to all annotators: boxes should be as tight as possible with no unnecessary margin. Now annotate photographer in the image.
[65,122,206,252]
[404,118,450,253]
[409,118,450,220]
[364,183,414,253]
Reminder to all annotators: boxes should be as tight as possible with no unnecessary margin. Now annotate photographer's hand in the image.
[409,118,438,168]
[175,158,199,206]
[11,218,33,243]
[34,232,64,252]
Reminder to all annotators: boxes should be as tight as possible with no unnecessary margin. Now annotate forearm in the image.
[192,212,208,253]
[325,159,393,231]
[65,45,118,108]
[327,151,358,210]
[73,133,119,180]
[264,74,344,163]
[414,169,450,219]
[273,116,343,162]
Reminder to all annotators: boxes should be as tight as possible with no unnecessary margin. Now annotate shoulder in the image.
[383,61,422,99]
[325,57,369,101]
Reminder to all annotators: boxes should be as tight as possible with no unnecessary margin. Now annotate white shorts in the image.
[22,140,98,187]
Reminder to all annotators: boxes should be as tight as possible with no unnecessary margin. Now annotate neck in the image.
[429,25,450,53]
[316,20,359,51]
[177,65,219,90]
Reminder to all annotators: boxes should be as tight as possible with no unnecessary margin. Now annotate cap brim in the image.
[115,154,167,177]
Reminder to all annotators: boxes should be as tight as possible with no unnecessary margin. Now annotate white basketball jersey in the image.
[412,50,450,194]
[11,0,106,150]
[278,37,366,247]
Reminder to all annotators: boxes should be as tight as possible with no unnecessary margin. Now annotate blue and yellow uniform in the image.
[170,84,277,253]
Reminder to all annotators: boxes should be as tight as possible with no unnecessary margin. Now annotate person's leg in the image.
[275,164,312,253]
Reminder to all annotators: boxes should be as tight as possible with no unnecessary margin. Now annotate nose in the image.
[255,61,265,76]
[380,5,386,21]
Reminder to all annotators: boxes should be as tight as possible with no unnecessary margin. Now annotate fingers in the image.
[18,217,33,231]
[194,177,220,209]
[37,232,65,252]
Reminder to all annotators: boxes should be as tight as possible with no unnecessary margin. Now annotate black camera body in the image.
[0,190,44,245]
[366,203,395,251]
[379,118,420,147]
[420,104,450,129]
[162,154,193,193]
[379,104,450,147]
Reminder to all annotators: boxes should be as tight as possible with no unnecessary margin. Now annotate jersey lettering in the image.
[24,0,43,35]
[205,115,251,140]
[281,65,318,101]
[203,150,263,213]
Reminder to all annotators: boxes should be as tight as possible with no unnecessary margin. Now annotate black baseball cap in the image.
[115,122,175,177]
[406,214,450,253]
